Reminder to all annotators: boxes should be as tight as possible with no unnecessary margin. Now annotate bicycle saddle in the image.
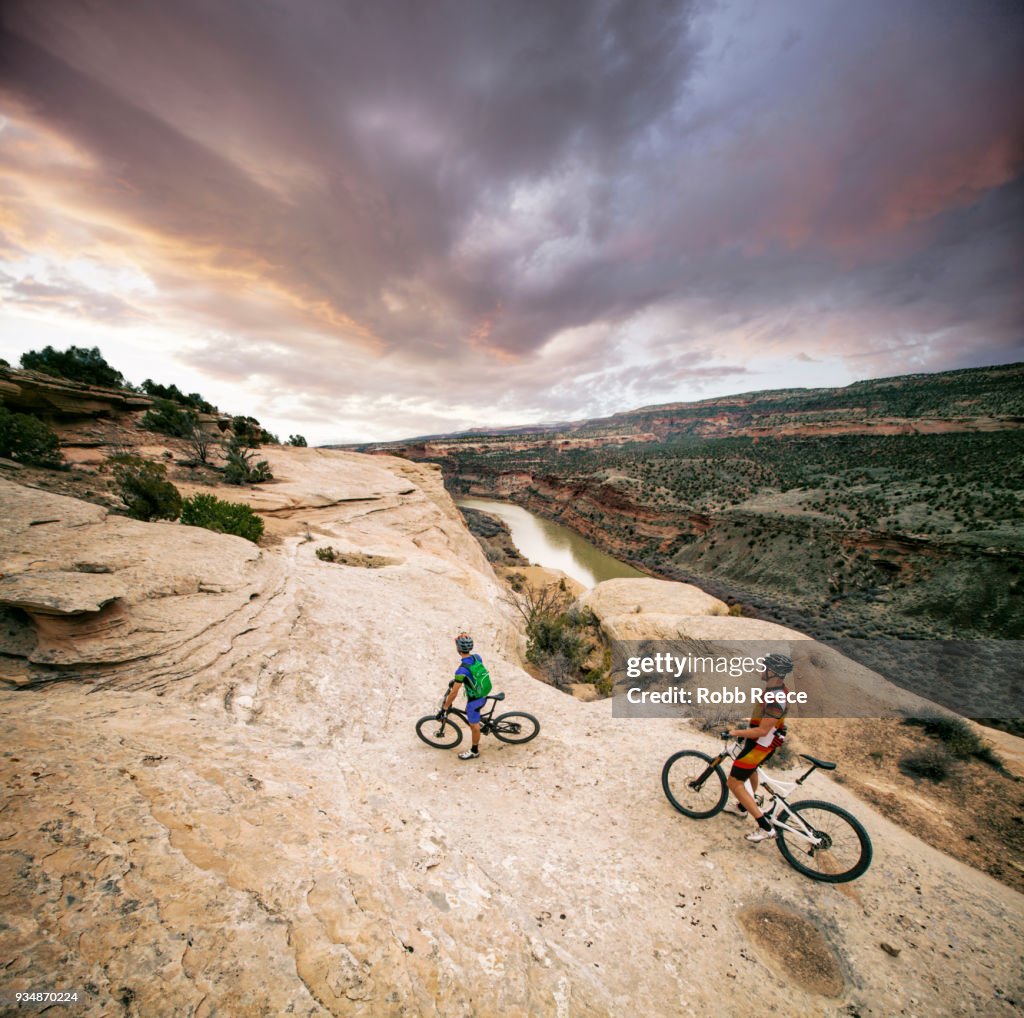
[799,754,836,770]
[488,692,505,701]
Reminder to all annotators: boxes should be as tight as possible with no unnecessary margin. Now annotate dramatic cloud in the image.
[0,0,1021,440]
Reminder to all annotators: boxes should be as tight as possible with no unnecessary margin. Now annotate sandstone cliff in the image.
[1,449,1021,1016]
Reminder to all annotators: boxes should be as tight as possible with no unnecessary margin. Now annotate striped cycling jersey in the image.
[750,683,788,749]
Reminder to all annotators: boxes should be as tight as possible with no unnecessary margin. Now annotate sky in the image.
[0,0,1022,444]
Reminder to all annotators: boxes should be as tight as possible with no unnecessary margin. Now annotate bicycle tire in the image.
[415,715,463,750]
[491,711,540,744]
[661,750,728,818]
[775,799,873,883]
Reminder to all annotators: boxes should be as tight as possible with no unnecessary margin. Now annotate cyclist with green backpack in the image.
[438,631,492,760]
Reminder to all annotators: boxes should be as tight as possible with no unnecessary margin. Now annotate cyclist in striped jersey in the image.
[723,653,793,843]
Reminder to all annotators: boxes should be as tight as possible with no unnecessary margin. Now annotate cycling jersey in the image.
[749,683,788,749]
[731,683,789,778]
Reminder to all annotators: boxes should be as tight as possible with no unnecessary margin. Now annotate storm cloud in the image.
[0,0,1021,439]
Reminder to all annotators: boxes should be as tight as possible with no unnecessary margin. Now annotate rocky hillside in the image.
[364,364,1024,642]
[2,440,1023,1015]
[354,362,1024,453]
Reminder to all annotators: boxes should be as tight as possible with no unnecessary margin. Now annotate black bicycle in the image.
[415,682,540,749]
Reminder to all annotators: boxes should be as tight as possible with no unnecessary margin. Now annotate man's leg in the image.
[727,772,763,819]
[459,701,483,759]
[730,743,779,841]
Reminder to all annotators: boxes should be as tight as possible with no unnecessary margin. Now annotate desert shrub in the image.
[224,441,273,484]
[231,415,265,447]
[112,458,182,521]
[186,421,218,465]
[0,407,63,467]
[140,379,214,413]
[504,584,600,689]
[903,715,985,759]
[224,446,250,484]
[316,546,338,562]
[898,745,954,782]
[697,706,734,732]
[288,434,308,447]
[525,605,595,672]
[244,461,273,483]
[20,344,125,388]
[972,744,1006,770]
[180,493,264,543]
[142,399,198,438]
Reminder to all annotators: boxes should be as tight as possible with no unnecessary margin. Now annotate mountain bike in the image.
[661,733,872,883]
[415,683,540,750]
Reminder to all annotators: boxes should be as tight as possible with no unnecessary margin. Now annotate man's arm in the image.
[442,679,461,711]
[729,718,776,739]
[729,707,782,740]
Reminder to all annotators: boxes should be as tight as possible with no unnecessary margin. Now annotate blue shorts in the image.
[465,697,487,724]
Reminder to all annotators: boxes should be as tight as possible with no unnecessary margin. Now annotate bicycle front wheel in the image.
[775,799,873,883]
[661,751,728,818]
[415,715,463,750]
[491,712,540,744]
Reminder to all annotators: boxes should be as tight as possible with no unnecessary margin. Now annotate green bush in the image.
[224,441,273,484]
[288,434,308,447]
[898,745,953,782]
[140,379,214,413]
[903,715,985,759]
[112,458,182,521]
[526,610,587,669]
[316,545,338,562]
[231,415,265,447]
[142,399,198,438]
[0,406,63,467]
[506,585,599,689]
[180,493,264,543]
[20,345,125,388]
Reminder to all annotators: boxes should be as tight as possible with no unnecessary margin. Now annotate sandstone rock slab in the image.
[0,480,284,679]
[579,576,728,625]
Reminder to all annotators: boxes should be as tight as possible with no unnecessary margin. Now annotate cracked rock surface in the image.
[0,449,1021,1016]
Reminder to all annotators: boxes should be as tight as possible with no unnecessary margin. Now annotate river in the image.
[456,496,645,589]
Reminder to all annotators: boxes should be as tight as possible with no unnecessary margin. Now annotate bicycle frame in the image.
[708,739,826,849]
[438,683,503,732]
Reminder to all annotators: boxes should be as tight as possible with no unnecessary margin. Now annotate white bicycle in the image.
[661,733,873,883]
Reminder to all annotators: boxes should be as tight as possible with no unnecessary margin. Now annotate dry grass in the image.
[789,718,1024,893]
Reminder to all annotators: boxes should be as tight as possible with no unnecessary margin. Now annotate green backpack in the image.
[461,655,492,700]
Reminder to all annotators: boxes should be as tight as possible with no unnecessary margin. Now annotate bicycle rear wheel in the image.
[491,712,540,744]
[775,799,872,883]
[661,751,728,818]
[415,715,463,750]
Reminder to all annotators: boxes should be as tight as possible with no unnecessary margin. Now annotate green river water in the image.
[457,496,645,589]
